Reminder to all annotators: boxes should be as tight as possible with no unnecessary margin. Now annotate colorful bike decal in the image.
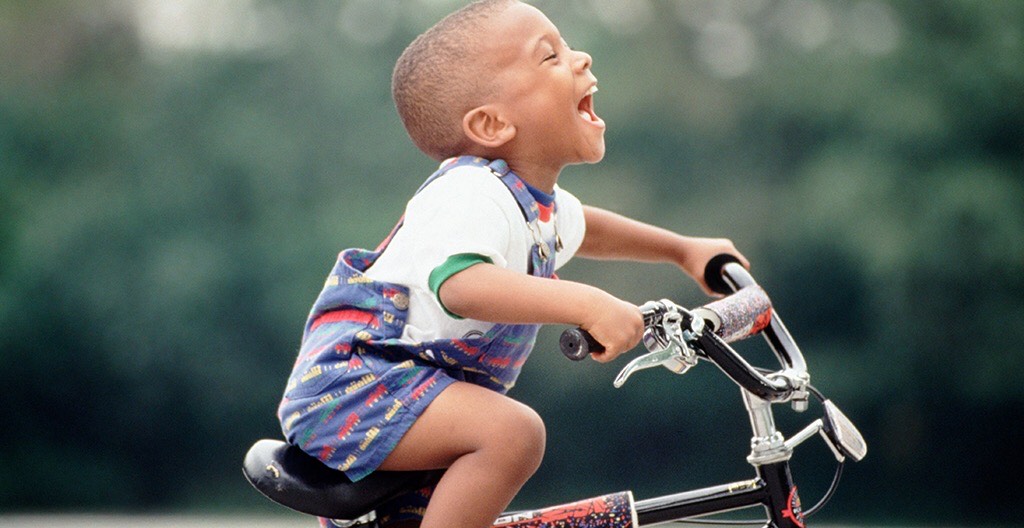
[781,486,805,528]
[493,491,636,528]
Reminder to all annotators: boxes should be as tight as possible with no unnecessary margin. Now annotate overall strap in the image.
[484,159,560,273]
[484,158,543,225]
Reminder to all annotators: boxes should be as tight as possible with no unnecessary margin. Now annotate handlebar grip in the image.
[560,327,605,360]
[703,254,743,295]
[694,285,773,343]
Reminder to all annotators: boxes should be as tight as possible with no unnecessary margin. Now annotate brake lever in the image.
[613,303,703,388]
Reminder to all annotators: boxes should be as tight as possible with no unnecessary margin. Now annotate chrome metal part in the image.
[742,391,791,466]
[764,369,810,405]
[613,301,699,388]
[612,336,696,388]
[822,400,868,462]
[783,418,824,452]
[820,426,848,463]
[328,511,377,528]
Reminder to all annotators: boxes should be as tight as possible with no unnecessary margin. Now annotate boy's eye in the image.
[544,52,558,62]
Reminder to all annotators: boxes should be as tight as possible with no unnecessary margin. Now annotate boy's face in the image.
[481,2,606,171]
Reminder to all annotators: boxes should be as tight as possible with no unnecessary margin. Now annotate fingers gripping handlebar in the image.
[559,305,668,361]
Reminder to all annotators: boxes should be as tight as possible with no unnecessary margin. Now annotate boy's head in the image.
[393,0,606,169]
[392,0,515,161]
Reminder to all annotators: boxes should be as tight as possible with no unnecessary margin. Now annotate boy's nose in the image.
[573,49,593,72]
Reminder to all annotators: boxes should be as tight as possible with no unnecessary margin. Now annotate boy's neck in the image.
[463,146,564,194]
[504,158,561,195]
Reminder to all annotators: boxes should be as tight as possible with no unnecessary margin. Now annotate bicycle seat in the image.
[243,439,443,520]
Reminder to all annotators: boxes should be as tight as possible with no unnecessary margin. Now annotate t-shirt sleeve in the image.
[396,167,518,290]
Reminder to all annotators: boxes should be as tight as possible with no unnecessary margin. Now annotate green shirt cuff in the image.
[428,253,493,319]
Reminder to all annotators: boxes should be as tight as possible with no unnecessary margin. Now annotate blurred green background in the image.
[1,0,1021,525]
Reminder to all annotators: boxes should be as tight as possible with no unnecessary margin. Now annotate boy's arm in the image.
[438,263,643,362]
[577,205,749,295]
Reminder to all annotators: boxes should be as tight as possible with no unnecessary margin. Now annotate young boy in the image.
[278,1,748,527]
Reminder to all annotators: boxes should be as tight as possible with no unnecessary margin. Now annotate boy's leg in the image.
[377,381,546,528]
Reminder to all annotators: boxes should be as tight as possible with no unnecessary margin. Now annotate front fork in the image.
[758,462,804,528]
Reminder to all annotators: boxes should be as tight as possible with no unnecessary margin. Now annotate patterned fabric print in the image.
[278,156,559,486]
[280,329,457,482]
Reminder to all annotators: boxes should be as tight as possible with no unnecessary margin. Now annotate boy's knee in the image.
[500,403,546,473]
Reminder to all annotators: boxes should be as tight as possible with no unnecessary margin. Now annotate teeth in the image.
[579,85,600,123]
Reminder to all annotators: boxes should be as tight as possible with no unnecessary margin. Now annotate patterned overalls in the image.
[278,157,558,523]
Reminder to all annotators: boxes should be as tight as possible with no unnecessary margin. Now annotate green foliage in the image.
[1,0,1022,523]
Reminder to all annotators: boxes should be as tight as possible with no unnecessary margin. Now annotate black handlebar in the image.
[559,327,604,360]
[703,253,744,295]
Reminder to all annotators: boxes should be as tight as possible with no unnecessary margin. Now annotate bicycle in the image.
[243,255,867,527]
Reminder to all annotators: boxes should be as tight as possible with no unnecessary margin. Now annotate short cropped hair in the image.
[392,0,516,161]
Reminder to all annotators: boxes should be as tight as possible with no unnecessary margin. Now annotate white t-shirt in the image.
[365,164,586,344]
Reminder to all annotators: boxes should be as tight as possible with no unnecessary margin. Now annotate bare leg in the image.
[377,381,546,528]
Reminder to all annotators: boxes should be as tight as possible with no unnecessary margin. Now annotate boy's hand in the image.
[581,296,644,363]
[679,238,750,297]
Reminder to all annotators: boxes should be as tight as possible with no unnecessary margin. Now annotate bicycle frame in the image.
[635,466,800,527]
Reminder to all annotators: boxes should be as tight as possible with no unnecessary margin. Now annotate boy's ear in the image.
[462,105,516,149]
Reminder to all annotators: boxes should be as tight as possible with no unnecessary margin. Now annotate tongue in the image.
[578,95,597,122]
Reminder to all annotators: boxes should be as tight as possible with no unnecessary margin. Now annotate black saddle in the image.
[242,439,443,520]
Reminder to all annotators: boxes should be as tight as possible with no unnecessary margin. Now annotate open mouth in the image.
[577,85,603,126]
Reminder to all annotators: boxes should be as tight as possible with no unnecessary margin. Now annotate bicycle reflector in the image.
[822,400,867,462]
